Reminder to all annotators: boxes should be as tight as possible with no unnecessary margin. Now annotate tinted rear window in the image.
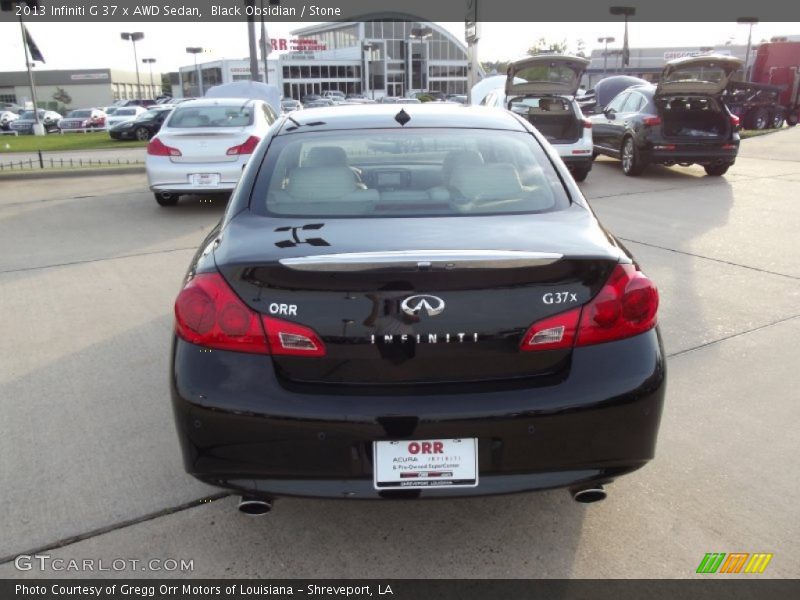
[116,108,138,116]
[253,129,569,218]
[168,105,254,128]
[67,110,92,118]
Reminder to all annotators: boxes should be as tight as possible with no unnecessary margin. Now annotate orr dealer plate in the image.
[373,438,479,489]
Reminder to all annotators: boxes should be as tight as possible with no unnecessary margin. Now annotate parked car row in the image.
[477,53,744,181]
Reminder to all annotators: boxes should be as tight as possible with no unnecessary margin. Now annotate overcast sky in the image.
[1,21,799,74]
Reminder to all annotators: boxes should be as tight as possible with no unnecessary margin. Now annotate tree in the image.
[527,38,568,56]
[160,73,172,97]
[52,87,71,106]
[481,60,509,75]
[575,38,587,58]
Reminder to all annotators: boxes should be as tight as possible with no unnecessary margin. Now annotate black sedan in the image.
[109,106,172,141]
[170,104,665,512]
[590,55,743,176]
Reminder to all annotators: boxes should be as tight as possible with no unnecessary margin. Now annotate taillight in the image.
[147,137,181,156]
[643,116,662,126]
[583,119,592,129]
[226,135,260,156]
[576,264,658,346]
[174,272,326,356]
[730,114,740,127]
[520,264,658,351]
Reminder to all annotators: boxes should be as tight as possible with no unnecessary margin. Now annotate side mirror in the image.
[604,108,616,119]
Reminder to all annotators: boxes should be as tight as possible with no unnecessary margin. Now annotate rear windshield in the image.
[115,108,138,116]
[67,110,92,118]
[664,66,727,85]
[167,105,254,128]
[254,129,569,218]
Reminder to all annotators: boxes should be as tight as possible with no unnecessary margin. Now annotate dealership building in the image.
[174,20,474,100]
[0,68,163,109]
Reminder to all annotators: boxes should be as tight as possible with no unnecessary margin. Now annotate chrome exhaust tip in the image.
[237,496,273,516]
[571,485,607,504]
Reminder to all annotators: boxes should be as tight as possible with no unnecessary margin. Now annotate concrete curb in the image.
[0,166,146,181]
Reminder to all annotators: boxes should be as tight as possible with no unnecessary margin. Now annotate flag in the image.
[621,20,630,67]
[24,24,45,63]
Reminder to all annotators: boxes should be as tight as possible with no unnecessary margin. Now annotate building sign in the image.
[269,38,327,52]
[664,50,732,61]
[70,73,109,80]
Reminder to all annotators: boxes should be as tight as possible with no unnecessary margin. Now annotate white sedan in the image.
[146,97,278,206]
[105,105,148,129]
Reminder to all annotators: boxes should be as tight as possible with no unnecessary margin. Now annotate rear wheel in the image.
[621,137,646,176]
[748,107,769,130]
[786,111,799,127]
[155,192,178,206]
[571,167,590,182]
[704,164,730,177]
[134,126,151,141]
[770,110,785,129]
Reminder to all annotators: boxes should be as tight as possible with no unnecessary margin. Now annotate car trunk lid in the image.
[214,210,623,387]
[656,55,742,97]
[158,128,250,163]
[506,55,590,97]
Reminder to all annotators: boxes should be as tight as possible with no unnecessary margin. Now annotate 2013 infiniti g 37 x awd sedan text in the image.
[170,104,665,512]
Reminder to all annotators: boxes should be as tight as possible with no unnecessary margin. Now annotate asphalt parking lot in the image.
[1,129,798,579]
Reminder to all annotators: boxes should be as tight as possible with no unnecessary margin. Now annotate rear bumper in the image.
[170,329,666,499]
[643,140,739,165]
[146,155,244,194]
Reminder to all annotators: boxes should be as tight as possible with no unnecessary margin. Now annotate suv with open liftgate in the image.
[590,55,743,176]
[481,55,594,181]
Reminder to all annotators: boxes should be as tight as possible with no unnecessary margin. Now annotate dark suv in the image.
[590,55,743,176]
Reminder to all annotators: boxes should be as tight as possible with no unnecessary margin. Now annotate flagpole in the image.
[18,15,44,136]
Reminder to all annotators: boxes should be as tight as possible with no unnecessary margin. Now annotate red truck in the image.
[726,41,800,129]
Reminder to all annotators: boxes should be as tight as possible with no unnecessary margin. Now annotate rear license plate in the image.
[190,173,220,186]
[373,438,478,489]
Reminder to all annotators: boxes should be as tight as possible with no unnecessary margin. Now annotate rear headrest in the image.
[287,167,358,200]
[442,150,484,182]
[303,146,348,167]
[450,163,524,200]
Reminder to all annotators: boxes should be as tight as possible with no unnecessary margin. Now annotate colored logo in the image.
[696,553,773,574]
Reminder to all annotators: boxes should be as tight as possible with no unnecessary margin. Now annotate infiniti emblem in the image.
[400,295,445,317]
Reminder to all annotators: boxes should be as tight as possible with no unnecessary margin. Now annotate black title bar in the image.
[4,580,800,600]
[1,0,800,22]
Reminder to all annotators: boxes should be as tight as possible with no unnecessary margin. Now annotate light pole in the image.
[407,26,432,96]
[142,58,156,98]
[186,47,204,96]
[610,6,635,73]
[597,36,615,74]
[362,42,375,99]
[737,17,758,82]
[120,32,144,99]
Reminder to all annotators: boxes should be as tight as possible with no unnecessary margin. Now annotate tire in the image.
[155,192,178,207]
[591,151,598,161]
[748,107,769,130]
[786,111,798,127]
[134,127,151,141]
[704,164,730,177]
[770,110,785,129]
[571,167,590,182]
[621,137,647,176]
